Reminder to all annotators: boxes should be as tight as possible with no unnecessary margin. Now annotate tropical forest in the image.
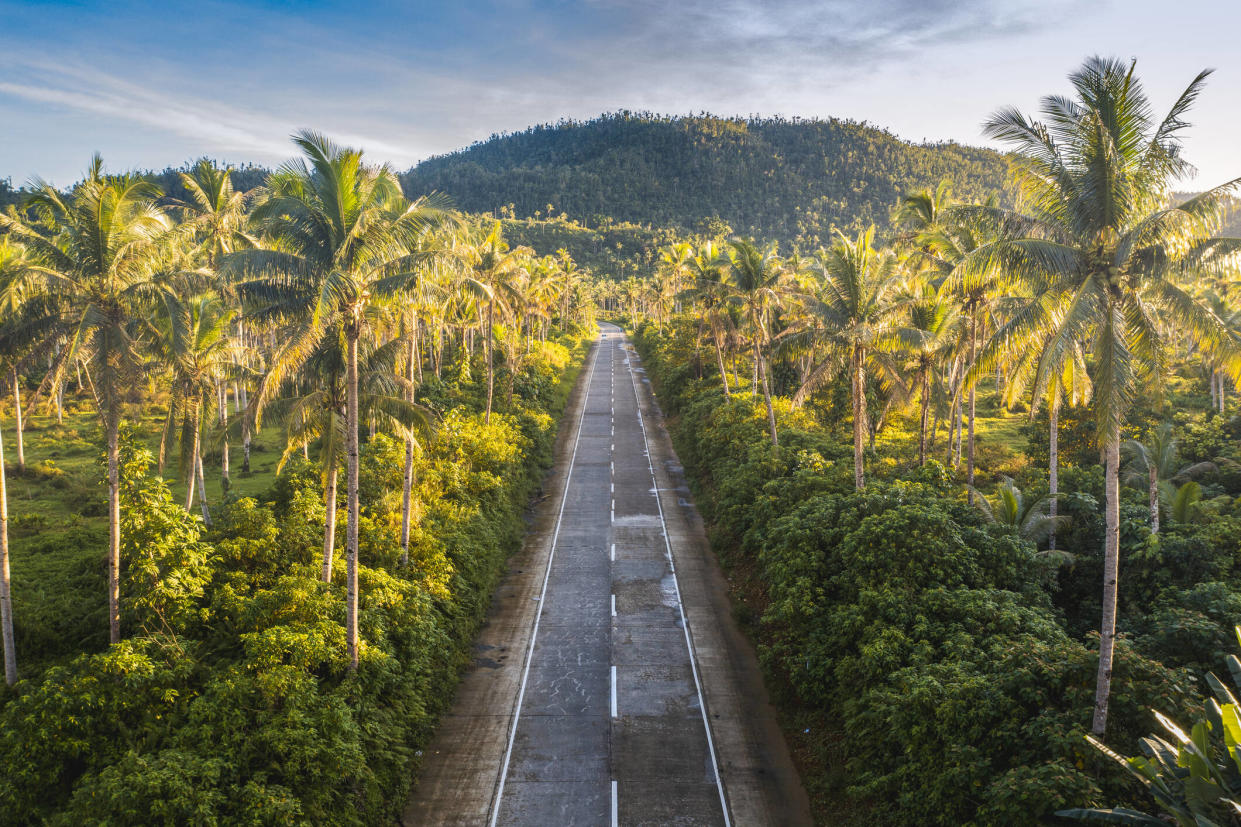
[1,39,1241,827]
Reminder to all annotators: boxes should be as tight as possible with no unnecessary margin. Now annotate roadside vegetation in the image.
[0,136,595,823]
[631,58,1241,824]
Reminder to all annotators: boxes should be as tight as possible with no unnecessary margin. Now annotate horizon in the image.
[2,0,1239,189]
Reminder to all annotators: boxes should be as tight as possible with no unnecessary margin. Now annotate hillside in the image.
[400,112,1016,245]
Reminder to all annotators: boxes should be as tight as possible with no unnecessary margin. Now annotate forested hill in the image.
[400,112,1015,245]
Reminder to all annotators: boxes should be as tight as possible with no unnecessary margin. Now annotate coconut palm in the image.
[792,227,907,488]
[458,221,522,424]
[0,157,174,644]
[234,131,450,670]
[969,57,1241,735]
[894,280,960,465]
[726,239,789,446]
[1123,423,1216,535]
[689,241,734,398]
[267,331,433,582]
[978,290,1094,550]
[897,182,1003,490]
[148,292,241,525]
[173,160,258,478]
[968,477,1072,557]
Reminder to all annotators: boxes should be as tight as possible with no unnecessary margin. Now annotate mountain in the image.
[400,112,1016,246]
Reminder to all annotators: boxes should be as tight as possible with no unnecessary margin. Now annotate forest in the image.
[400,112,1018,244]
[621,58,1241,824]
[0,137,595,823]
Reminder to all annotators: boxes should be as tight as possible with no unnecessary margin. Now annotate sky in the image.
[1,0,1239,187]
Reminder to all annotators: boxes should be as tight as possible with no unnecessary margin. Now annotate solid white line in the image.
[623,336,732,826]
[488,338,601,827]
[611,665,618,718]
[611,779,618,827]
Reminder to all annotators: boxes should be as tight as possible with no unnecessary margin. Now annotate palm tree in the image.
[726,239,789,446]
[235,131,450,670]
[459,222,521,424]
[173,160,258,477]
[268,331,432,582]
[792,227,906,488]
[971,57,1241,735]
[0,157,173,644]
[894,280,960,465]
[149,292,240,524]
[689,241,734,398]
[1122,423,1215,535]
[978,290,1093,550]
[968,477,1072,559]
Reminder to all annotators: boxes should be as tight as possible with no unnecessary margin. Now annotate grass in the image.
[2,392,286,670]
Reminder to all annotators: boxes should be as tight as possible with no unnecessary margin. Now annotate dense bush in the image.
[634,323,1204,825]
[0,331,591,825]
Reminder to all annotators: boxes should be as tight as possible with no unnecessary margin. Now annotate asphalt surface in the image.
[402,324,811,827]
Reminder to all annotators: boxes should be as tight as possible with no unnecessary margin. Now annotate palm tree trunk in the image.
[242,418,251,474]
[918,369,930,466]
[1048,399,1059,551]
[1210,370,1219,410]
[322,464,337,582]
[485,300,495,424]
[185,408,199,512]
[11,370,23,474]
[967,314,977,503]
[345,329,361,672]
[195,453,211,526]
[1092,420,1122,736]
[853,349,866,490]
[106,410,121,644]
[400,326,416,566]
[754,338,777,446]
[712,322,730,399]
[1149,464,1160,535]
[0,421,17,684]
[55,379,63,426]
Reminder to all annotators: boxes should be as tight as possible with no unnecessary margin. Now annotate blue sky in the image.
[1,0,1239,187]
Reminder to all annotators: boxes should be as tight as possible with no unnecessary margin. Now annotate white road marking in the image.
[623,338,732,826]
[611,594,616,617]
[610,665,618,718]
[488,337,602,827]
[610,542,616,561]
[611,780,619,827]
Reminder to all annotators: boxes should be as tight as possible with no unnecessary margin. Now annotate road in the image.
[403,324,810,826]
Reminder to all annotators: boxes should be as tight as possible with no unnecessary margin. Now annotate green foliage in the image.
[635,323,1197,825]
[0,332,591,824]
[401,113,1013,246]
[1061,626,1241,826]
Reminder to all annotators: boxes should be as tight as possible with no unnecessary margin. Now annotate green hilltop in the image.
[399,112,1017,246]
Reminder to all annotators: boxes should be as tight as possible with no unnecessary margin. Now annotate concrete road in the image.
[402,324,811,826]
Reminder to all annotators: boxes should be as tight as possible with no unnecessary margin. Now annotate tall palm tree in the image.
[0,157,173,644]
[235,131,450,670]
[970,57,1241,735]
[689,241,734,398]
[149,293,239,524]
[792,227,906,488]
[977,290,1093,550]
[268,331,432,582]
[173,160,258,478]
[459,222,521,424]
[726,239,788,446]
[895,280,960,465]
